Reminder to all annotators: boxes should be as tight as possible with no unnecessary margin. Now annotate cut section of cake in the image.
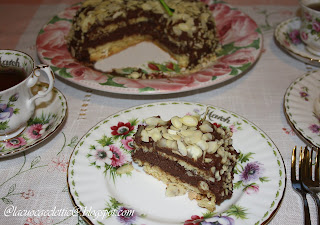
[67,0,219,79]
[132,114,239,211]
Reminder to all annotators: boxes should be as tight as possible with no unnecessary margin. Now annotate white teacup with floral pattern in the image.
[300,0,320,55]
[0,50,54,141]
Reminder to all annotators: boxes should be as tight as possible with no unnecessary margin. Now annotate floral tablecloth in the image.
[0,0,319,225]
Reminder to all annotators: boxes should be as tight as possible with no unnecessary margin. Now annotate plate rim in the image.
[67,101,286,225]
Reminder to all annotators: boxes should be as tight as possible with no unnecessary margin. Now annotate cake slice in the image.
[132,114,239,211]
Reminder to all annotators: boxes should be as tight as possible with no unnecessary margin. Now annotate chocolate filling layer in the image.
[134,124,238,173]
[132,148,232,205]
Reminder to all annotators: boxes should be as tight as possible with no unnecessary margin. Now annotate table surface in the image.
[0,0,319,224]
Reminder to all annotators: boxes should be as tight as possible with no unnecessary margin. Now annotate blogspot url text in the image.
[3,205,135,220]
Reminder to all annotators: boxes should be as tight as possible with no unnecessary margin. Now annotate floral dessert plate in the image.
[274,17,320,67]
[284,70,320,147]
[67,101,286,225]
[0,83,67,158]
[36,2,262,95]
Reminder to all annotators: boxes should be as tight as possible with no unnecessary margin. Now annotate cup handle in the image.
[27,64,55,103]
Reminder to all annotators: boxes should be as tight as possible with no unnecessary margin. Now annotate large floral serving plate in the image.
[36,1,262,95]
[284,70,320,147]
[274,17,320,67]
[0,83,67,158]
[67,101,285,225]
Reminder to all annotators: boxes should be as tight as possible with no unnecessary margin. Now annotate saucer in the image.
[0,83,67,158]
[274,17,320,67]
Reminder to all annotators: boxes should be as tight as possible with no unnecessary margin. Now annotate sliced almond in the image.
[149,128,162,142]
[196,140,208,151]
[202,133,213,141]
[181,115,198,127]
[168,129,178,135]
[207,141,219,154]
[141,130,149,142]
[191,130,203,144]
[171,134,181,141]
[180,129,195,137]
[177,140,187,156]
[199,123,213,133]
[116,163,134,175]
[163,132,174,140]
[186,145,202,160]
[145,116,166,126]
[171,116,182,129]
[157,138,167,148]
[199,181,209,191]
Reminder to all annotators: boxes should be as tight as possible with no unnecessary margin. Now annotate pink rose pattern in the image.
[36,3,261,93]
[5,137,27,149]
[286,29,302,45]
[86,118,138,180]
[0,112,56,153]
[27,124,44,140]
[301,10,320,42]
[121,136,134,150]
[109,145,127,167]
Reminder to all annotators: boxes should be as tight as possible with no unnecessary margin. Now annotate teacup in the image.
[300,0,320,55]
[0,50,54,141]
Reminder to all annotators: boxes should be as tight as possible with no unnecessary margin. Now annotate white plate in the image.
[67,101,285,225]
[284,70,320,147]
[274,17,320,66]
[0,83,67,158]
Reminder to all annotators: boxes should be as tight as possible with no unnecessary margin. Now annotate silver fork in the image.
[301,146,320,225]
[292,146,311,225]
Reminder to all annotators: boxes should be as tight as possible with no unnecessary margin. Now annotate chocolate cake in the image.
[132,115,239,211]
[67,0,219,78]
